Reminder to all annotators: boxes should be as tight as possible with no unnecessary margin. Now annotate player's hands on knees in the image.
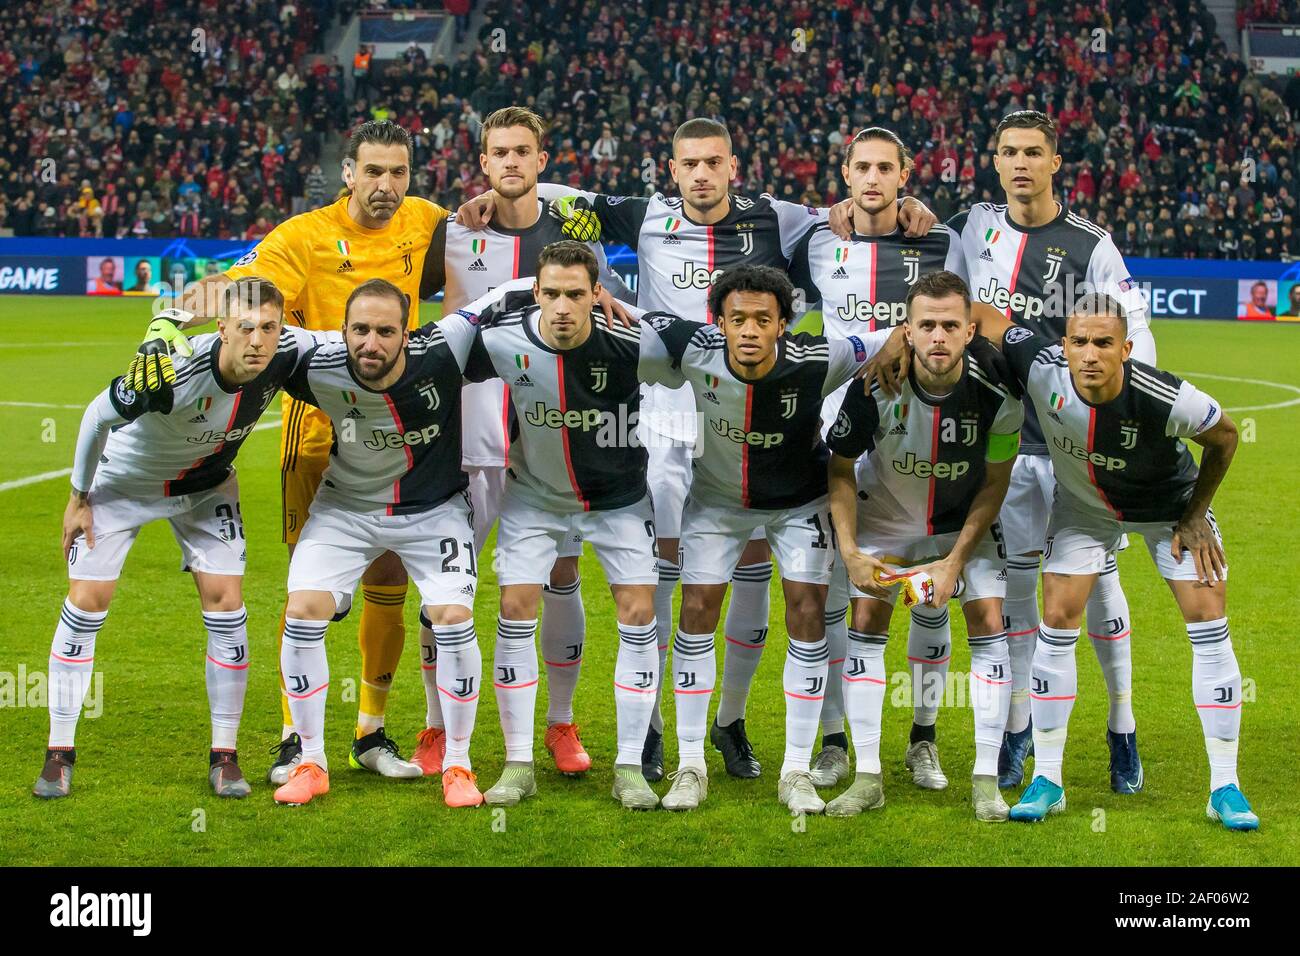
[63,491,94,560]
[595,286,633,328]
[898,196,938,237]
[914,558,960,607]
[455,191,496,230]
[128,310,194,393]
[842,549,894,599]
[1172,515,1226,586]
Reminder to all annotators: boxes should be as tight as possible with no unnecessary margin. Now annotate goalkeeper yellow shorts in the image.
[280,395,333,545]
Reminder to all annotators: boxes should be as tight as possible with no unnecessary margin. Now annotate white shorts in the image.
[462,380,508,469]
[67,475,246,581]
[496,491,658,587]
[850,529,1007,606]
[287,492,478,609]
[1000,454,1054,556]
[646,436,693,541]
[681,496,835,585]
[1044,501,1227,583]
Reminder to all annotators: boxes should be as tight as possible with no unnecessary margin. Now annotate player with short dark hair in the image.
[824,271,1023,821]
[639,265,894,813]
[975,296,1258,831]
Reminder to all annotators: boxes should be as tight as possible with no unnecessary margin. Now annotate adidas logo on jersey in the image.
[337,259,354,273]
[345,407,366,420]
[468,258,488,272]
[189,413,208,424]
[513,374,534,387]
[459,584,475,596]
[832,266,848,279]
[979,248,994,262]
[702,390,720,405]
[662,235,681,245]
[887,423,908,436]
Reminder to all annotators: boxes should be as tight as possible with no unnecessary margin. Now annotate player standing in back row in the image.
[792,127,967,792]
[462,118,936,782]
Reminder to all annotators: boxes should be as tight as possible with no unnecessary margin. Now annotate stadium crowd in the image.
[3,0,1299,260]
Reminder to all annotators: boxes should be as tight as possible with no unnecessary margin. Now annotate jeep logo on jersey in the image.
[831,409,852,438]
[710,417,784,448]
[837,294,907,326]
[977,278,1050,319]
[590,364,608,393]
[1053,435,1126,471]
[417,381,440,411]
[1042,250,1065,286]
[891,452,970,480]
[187,424,257,444]
[671,260,723,289]
[780,389,799,419]
[363,423,442,449]
[524,402,640,445]
[1120,421,1138,449]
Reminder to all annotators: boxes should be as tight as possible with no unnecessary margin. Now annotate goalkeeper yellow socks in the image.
[356,584,408,738]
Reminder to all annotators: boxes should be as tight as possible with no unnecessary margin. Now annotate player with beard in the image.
[460,120,936,783]
[791,127,967,792]
[411,107,636,780]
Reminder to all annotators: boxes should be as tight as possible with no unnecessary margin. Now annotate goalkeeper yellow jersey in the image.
[225,194,446,331]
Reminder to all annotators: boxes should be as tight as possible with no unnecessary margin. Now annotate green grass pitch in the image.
[1,295,1296,866]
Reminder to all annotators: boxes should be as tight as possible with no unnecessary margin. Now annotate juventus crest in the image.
[780,388,799,419]
[1120,421,1139,450]
[902,250,921,285]
[418,382,441,411]
[1042,247,1066,287]
[590,364,608,393]
[738,225,754,257]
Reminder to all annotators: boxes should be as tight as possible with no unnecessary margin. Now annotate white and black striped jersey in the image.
[1001,326,1218,523]
[283,314,479,515]
[441,199,631,469]
[950,202,1151,455]
[789,221,966,336]
[827,339,1024,538]
[541,183,826,440]
[640,319,891,510]
[458,289,653,514]
[87,327,321,498]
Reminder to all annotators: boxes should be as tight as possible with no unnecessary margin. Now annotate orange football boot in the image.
[412,727,446,775]
[442,766,484,807]
[273,762,329,806]
[544,722,593,775]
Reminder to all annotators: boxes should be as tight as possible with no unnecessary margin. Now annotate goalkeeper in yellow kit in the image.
[151,121,455,782]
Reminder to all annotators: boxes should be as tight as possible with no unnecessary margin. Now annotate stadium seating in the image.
[3,0,1297,260]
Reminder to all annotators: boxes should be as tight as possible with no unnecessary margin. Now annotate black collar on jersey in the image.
[906,352,968,406]
[205,339,246,395]
[520,304,608,355]
[847,226,904,242]
[1002,200,1069,235]
[483,199,547,237]
[1068,359,1132,409]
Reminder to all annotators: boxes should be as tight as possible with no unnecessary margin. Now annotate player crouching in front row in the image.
[975,293,1258,831]
[35,278,308,800]
[825,271,1023,821]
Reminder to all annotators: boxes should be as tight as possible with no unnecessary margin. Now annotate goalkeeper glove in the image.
[127,308,195,393]
[548,195,602,243]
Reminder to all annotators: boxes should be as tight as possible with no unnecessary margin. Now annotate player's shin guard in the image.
[1029,624,1080,786]
[1004,557,1041,734]
[48,600,106,748]
[716,562,772,727]
[672,630,716,771]
[418,611,443,730]
[1188,618,1242,791]
[203,607,249,751]
[614,621,659,765]
[541,577,584,725]
[435,620,481,771]
[651,558,679,733]
[357,584,406,736]
[1086,557,1135,733]
[494,617,540,762]
[843,630,889,774]
[969,634,1012,777]
[282,618,330,768]
[907,605,951,735]
[782,636,829,776]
